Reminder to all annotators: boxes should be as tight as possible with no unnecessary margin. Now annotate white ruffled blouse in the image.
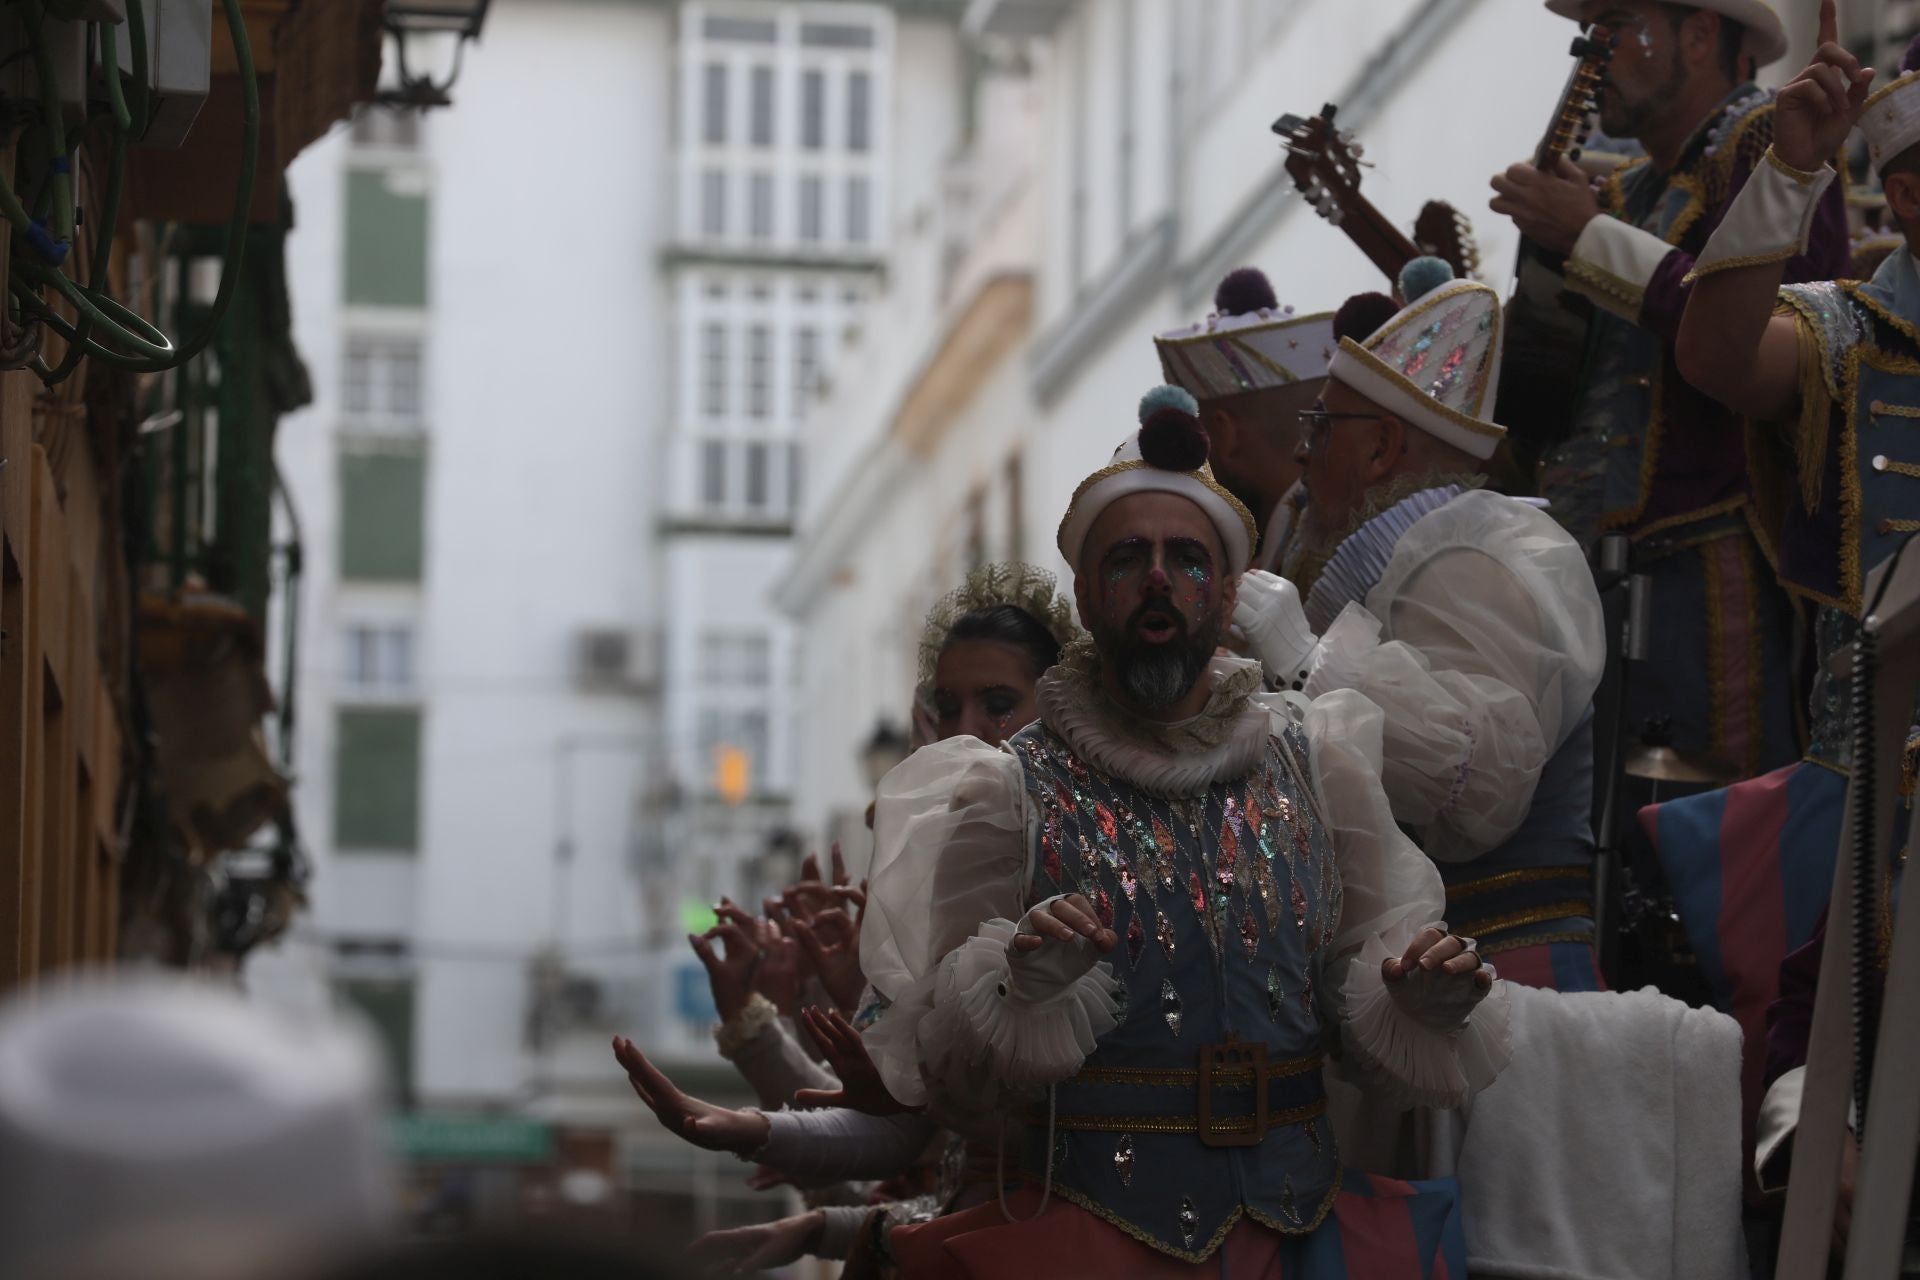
[1303,489,1606,862]
[857,655,1511,1127]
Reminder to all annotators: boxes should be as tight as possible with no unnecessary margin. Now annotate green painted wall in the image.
[339,448,425,582]
[334,706,423,851]
[344,169,429,308]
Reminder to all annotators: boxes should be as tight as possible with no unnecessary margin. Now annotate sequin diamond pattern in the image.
[1361,282,1501,422]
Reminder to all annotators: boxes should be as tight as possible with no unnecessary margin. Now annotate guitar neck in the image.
[1331,190,1425,283]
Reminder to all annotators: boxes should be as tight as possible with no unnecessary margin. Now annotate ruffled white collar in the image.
[1035,643,1271,799]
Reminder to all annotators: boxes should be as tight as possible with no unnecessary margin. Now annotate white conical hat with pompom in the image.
[1057,385,1259,573]
[1154,267,1336,402]
[1325,257,1508,461]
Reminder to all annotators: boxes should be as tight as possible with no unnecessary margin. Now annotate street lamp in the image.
[861,721,911,790]
[381,0,492,109]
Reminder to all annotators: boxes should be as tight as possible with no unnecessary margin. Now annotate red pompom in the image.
[1214,267,1279,316]
[1139,407,1210,472]
[1334,291,1398,343]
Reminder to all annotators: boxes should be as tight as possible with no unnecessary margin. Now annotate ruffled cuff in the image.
[864,917,1119,1117]
[713,992,780,1059]
[815,1205,875,1260]
[1336,928,1511,1111]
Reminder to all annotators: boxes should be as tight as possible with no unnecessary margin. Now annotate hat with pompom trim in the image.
[1057,385,1259,573]
[1154,266,1336,402]
[1325,256,1508,461]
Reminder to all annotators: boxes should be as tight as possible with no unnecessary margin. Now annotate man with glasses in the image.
[1237,260,1611,992]
[1153,267,1333,573]
[1486,0,1850,782]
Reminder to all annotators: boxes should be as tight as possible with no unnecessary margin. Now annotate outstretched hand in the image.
[1774,0,1875,172]
[792,909,867,1014]
[793,1005,911,1115]
[613,1036,770,1155]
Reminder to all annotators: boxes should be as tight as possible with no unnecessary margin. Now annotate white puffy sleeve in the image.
[858,737,1119,1119]
[1288,688,1512,1110]
[1305,492,1604,861]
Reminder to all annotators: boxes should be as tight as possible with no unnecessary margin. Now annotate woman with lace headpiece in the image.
[654,564,1082,1271]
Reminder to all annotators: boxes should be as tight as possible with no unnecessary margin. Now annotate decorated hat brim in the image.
[1057,461,1258,573]
[1327,339,1507,462]
[1543,0,1787,65]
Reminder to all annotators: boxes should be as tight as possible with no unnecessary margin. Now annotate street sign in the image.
[392,1113,553,1164]
[675,961,718,1025]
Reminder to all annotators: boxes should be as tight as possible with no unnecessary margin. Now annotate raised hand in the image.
[683,1210,826,1276]
[791,907,866,1014]
[782,842,862,923]
[689,899,760,1024]
[1012,892,1118,954]
[793,1005,910,1115]
[1774,0,1875,172]
[613,1036,770,1154]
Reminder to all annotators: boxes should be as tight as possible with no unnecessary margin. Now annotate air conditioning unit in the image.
[572,626,661,694]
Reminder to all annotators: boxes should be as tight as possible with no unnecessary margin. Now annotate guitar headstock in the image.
[1414,200,1481,282]
[1537,24,1615,168]
[1273,106,1366,228]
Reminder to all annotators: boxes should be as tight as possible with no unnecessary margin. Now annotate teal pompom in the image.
[1137,384,1199,424]
[1397,256,1455,305]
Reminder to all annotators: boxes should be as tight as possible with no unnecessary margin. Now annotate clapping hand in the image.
[793,1005,910,1115]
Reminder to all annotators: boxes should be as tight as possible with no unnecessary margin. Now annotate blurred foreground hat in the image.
[1154,267,1335,402]
[1058,385,1259,572]
[1544,0,1788,67]
[0,972,391,1279]
[1861,35,1920,174]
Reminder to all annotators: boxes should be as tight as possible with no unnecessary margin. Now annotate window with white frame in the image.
[341,621,418,697]
[697,630,773,793]
[680,275,849,522]
[342,334,425,429]
[680,3,890,254]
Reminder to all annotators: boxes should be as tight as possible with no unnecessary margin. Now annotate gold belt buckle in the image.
[1196,1034,1268,1149]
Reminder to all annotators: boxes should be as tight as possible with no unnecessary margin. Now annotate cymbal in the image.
[1623,743,1740,785]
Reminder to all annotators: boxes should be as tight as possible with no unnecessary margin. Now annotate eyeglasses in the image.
[1296,408,1387,456]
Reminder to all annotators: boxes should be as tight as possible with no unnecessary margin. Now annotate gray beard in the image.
[1285,470,1486,597]
[1117,645,1209,712]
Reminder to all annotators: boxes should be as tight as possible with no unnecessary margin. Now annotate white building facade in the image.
[250,0,967,1227]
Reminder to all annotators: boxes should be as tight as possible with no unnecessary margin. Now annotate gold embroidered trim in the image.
[1334,280,1503,420]
[1332,337,1506,438]
[1803,753,1850,777]
[1071,1052,1323,1087]
[1869,400,1920,419]
[1880,518,1920,534]
[1762,146,1826,185]
[1566,254,1648,314]
[1480,929,1596,957]
[1444,866,1590,900]
[1607,494,1750,542]
[1778,295,1835,513]
[1243,1174,1344,1237]
[1059,459,1261,564]
[1453,900,1592,938]
[1048,1099,1327,1134]
[1683,245,1797,285]
[1875,457,1920,478]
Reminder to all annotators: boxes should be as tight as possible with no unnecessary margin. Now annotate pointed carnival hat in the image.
[1153,267,1336,402]
[1544,0,1788,67]
[1859,35,1920,174]
[1324,256,1507,461]
[1057,385,1259,572]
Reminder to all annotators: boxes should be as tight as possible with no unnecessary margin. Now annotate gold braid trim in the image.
[915,561,1082,685]
[1481,929,1596,957]
[1454,900,1593,938]
[1444,866,1590,900]
[1047,1100,1328,1135]
[1683,246,1797,285]
[1048,1167,1342,1263]
[1567,255,1649,311]
[1071,1052,1323,1087]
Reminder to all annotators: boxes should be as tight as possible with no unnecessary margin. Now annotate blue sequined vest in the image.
[1009,717,1341,1261]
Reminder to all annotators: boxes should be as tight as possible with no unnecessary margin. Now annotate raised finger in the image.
[1817,0,1837,49]
[801,852,822,883]
[688,933,723,971]
[825,1007,864,1051]
[830,842,848,885]
[715,900,757,930]
[1399,925,1447,973]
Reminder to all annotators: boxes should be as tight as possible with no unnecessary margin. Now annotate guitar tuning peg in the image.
[1569,147,1583,163]
[1337,130,1355,147]
[1348,142,1365,159]
[1328,207,1347,226]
